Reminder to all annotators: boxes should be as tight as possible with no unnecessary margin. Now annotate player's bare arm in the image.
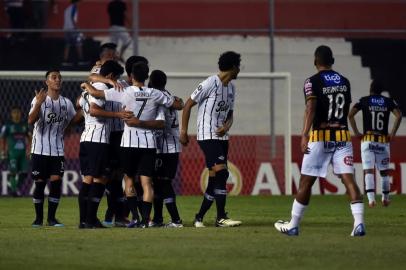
[28,88,47,125]
[80,82,105,99]
[216,110,234,137]
[301,98,316,153]
[124,118,165,129]
[88,73,124,91]
[388,108,403,141]
[89,103,133,119]
[179,98,197,146]
[348,106,362,138]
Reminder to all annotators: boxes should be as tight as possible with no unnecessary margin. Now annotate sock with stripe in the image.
[48,180,62,221]
[162,180,180,222]
[33,181,46,222]
[196,176,215,220]
[86,182,105,225]
[214,169,229,220]
[364,173,375,203]
[78,182,91,224]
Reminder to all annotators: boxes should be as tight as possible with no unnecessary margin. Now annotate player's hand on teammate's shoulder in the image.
[109,79,124,91]
[80,82,90,90]
[172,96,184,110]
[34,88,47,104]
[179,131,189,146]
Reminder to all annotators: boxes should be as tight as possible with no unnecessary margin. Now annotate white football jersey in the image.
[104,86,174,148]
[191,75,235,141]
[106,78,130,132]
[30,95,76,156]
[79,82,110,143]
[155,89,181,154]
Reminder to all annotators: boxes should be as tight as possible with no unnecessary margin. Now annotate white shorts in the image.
[301,141,354,178]
[109,25,132,47]
[361,141,390,171]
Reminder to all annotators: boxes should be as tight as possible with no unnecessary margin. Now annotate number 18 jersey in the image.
[303,70,351,129]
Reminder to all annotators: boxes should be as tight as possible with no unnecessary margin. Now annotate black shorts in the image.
[198,140,229,168]
[31,154,65,180]
[79,142,109,178]
[108,131,123,170]
[120,147,156,177]
[154,153,179,179]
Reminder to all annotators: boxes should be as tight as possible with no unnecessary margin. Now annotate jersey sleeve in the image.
[154,89,174,108]
[90,83,108,107]
[191,78,213,103]
[29,97,38,115]
[229,83,236,110]
[303,78,317,102]
[104,88,125,104]
[389,98,400,111]
[156,106,166,121]
[353,98,363,110]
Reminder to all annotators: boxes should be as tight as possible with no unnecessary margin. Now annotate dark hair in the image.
[125,56,149,76]
[218,51,241,71]
[45,69,60,79]
[314,45,335,66]
[148,70,167,89]
[131,62,149,83]
[100,60,124,77]
[370,80,384,95]
[100,42,117,56]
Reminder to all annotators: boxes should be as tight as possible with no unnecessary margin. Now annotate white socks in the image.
[290,199,307,228]
[350,202,364,228]
[381,175,390,201]
[365,173,375,203]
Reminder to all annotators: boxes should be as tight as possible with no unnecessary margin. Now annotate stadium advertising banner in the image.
[1,135,406,196]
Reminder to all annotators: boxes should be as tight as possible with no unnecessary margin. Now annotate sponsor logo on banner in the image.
[200,161,242,195]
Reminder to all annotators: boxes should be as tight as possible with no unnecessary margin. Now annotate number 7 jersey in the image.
[303,70,351,129]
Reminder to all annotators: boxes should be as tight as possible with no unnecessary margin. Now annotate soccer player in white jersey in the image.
[77,60,133,228]
[180,51,242,228]
[28,69,81,227]
[148,70,183,228]
[81,62,184,227]
[274,45,365,237]
[348,80,402,207]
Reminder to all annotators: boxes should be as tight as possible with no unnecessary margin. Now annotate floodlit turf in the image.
[0,195,405,270]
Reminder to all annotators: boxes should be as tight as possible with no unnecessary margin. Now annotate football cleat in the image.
[127,219,140,228]
[101,221,114,228]
[148,220,164,228]
[46,219,65,227]
[382,199,390,207]
[368,201,376,208]
[274,220,299,236]
[215,217,242,227]
[31,219,43,228]
[193,216,205,228]
[351,223,366,237]
[165,220,184,228]
[114,219,130,227]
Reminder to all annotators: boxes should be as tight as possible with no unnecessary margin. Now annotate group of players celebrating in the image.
[28,43,242,229]
[24,43,401,235]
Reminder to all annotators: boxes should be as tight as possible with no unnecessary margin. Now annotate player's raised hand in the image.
[35,88,47,104]
[179,132,189,146]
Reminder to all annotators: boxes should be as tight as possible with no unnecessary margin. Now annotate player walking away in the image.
[28,69,81,227]
[0,107,31,197]
[77,61,133,229]
[108,0,132,62]
[180,51,242,228]
[81,62,184,228]
[348,80,402,207]
[274,45,366,237]
[148,70,183,228]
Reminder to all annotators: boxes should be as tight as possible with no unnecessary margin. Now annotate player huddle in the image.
[24,44,402,235]
[27,44,242,229]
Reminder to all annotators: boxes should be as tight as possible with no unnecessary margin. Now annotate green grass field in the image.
[1,195,405,270]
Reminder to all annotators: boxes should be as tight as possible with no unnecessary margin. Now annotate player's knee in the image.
[215,169,229,190]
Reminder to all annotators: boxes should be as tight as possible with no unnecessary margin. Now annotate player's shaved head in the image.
[314,45,334,67]
[370,79,384,95]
